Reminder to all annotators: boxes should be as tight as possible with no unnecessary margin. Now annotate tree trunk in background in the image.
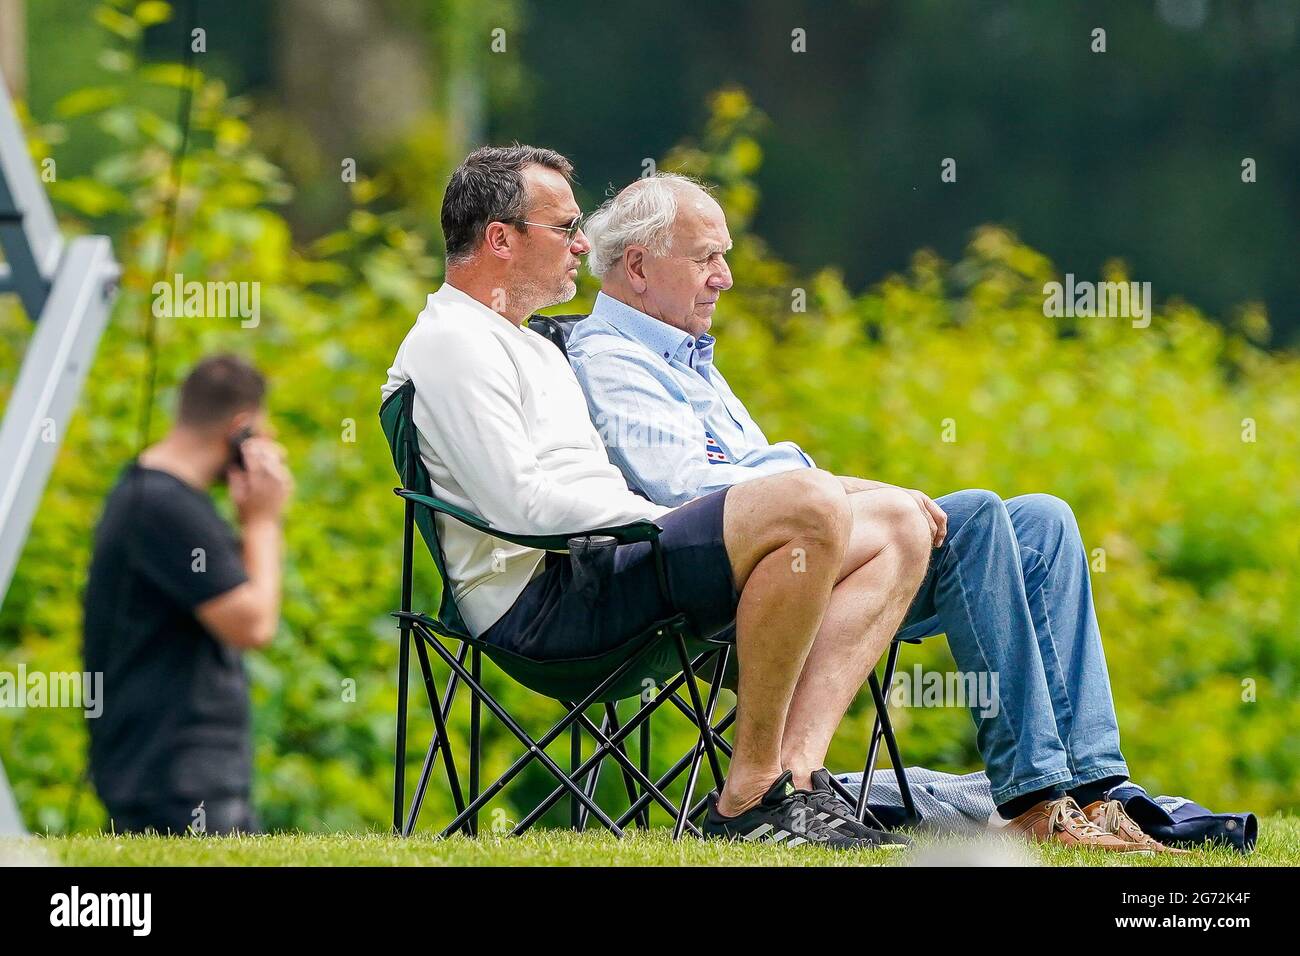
[274,0,433,160]
[0,0,24,99]
[440,0,485,152]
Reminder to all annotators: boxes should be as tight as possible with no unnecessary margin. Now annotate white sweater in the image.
[382,283,671,635]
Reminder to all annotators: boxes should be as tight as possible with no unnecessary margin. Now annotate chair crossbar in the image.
[567,708,705,837]
[511,644,729,836]
[412,620,632,837]
[401,642,469,836]
[615,706,735,828]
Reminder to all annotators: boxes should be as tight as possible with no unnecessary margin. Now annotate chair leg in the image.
[878,641,913,822]
[469,647,481,837]
[886,732,917,825]
[673,643,728,840]
[570,711,613,833]
[821,765,888,831]
[858,640,903,820]
[701,646,731,790]
[603,704,642,826]
[670,691,733,749]
[404,645,467,836]
[413,633,468,834]
[571,722,582,831]
[639,719,652,829]
[578,712,614,831]
[674,727,709,839]
[394,501,468,838]
[675,639,726,786]
[668,692,734,759]
[868,672,917,825]
[861,711,883,816]
[393,497,415,835]
[394,622,409,835]
[666,667,735,823]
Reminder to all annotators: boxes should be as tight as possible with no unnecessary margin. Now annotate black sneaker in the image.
[702,771,874,849]
[808,768,911,848]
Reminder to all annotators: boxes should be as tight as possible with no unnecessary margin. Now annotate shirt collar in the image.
[433,282,527,333]
[591,291,705,366]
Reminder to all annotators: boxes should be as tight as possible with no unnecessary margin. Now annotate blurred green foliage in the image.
[503,0,1300,343]
[1,6,1296,833]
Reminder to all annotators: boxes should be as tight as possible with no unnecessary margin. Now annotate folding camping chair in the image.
[381,375,737,839]
[381,312,917,839]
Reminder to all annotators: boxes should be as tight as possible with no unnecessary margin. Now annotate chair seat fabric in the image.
[412,611,713,702]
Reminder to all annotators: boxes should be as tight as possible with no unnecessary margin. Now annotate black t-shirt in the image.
[82,462,251,805]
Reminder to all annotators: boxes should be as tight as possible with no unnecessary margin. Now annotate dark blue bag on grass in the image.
[1106,782,1257,854]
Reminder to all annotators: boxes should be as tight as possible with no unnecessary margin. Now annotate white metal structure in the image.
[0,75,120,834]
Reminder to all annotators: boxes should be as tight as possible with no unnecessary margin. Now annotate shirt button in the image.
[688,342,694,348]
[663,351,670,358]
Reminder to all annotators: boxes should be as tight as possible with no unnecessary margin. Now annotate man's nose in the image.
[710,258,733,290]
[571,228,591,255]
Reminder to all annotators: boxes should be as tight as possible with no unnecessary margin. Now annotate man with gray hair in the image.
[567,173,1179,853]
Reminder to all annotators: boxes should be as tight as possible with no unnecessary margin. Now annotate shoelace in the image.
[1045,796,1112,839]
[1098,799,1153,843]
[807,790,901,842]
[782,791,838,841]
[806,788,853,821]
[810,785,892,831]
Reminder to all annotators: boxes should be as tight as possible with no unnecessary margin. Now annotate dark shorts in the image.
[482,487,739,662]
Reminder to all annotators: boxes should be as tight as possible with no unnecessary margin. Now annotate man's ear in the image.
[226,409,258,441]
[625,246,648,293]
[483,222,514,261]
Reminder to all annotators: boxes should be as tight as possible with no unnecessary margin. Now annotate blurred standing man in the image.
[83,355,292,835]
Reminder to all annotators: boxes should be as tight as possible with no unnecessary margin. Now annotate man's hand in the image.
[228,437,293,525]
[836,475,947,548]
[904,488,947,548]
[203,437,291,650]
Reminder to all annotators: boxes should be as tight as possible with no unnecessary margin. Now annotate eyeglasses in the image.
[509,215,584,244]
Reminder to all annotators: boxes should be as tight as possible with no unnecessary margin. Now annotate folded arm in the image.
[574,346,786,507]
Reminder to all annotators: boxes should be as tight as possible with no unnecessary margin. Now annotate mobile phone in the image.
[229,426,255,470]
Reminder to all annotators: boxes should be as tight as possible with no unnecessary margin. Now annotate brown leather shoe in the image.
[1082,799,1192,856]
[995,796,1153,854]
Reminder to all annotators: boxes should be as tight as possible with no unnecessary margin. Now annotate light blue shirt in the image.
[567,292,814,507]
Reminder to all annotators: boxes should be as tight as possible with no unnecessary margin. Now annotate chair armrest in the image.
[394,489,662,551]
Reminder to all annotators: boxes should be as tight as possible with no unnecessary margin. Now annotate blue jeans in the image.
[895,489,1129,805]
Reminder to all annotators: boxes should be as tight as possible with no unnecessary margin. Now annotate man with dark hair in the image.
[176,353,268,426]
[83,354,293,835]
[440,143,575,264]
[383,145,922,849]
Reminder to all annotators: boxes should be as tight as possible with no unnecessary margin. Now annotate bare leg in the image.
[781,488,933,789]
[714,469,851,816]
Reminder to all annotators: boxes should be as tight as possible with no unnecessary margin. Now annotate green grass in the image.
[12,815,1297,866]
